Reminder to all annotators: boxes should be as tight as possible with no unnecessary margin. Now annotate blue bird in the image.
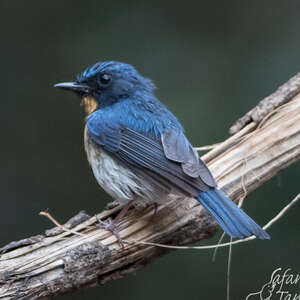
[55,61,270,240]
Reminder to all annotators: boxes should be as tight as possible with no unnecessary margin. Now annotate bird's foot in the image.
[96,216,125,248]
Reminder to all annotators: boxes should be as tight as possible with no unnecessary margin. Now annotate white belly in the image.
[84,127,166,206]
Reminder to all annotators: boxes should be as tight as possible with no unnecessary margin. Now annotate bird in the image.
[54,61,270,240]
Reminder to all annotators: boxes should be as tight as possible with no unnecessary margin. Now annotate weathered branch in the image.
[229,72,300,134]
[1,74,300,300]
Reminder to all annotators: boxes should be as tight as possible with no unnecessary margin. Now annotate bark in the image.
[1,74,300,300]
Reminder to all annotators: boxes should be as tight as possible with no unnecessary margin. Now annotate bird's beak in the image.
[54,82,90,93]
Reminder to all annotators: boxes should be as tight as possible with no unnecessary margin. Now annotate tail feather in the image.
[197,188,270,240]
[208,189,254,237]
[212,189,267,238]
[199,192,246,238]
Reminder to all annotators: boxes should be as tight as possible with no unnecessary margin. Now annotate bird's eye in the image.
[99,73,112,86]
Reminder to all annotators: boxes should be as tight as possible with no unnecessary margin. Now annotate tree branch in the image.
[1,74,300,300]
[229,72,300,134]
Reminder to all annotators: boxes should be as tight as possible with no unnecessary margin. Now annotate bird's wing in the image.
[161,130,216,186]
[87,117,215,196]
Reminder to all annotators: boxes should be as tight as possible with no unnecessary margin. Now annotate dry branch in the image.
[1,74,300,299]
[229,72,300,134]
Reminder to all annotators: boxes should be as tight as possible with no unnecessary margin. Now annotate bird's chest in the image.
[84,126,148,203]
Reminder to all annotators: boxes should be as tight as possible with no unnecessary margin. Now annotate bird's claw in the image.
[96,216,125,248]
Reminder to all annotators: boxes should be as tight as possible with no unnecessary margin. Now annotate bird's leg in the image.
[96,200,133,248]
[113,200,134,223]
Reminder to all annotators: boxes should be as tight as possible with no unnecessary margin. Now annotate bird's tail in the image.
[197,188,270,239]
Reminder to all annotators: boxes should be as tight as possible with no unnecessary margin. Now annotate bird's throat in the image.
[81,96,99,115]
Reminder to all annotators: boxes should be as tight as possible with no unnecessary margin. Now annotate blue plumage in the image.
[198,189,269,239]
[55,61,270,240]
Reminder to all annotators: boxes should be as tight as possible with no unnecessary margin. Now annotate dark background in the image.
[1,1,299,299]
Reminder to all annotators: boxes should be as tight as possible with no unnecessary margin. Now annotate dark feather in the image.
[161,131,216,186]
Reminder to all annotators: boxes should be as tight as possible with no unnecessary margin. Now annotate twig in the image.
[39,211,85,237]
[227,239,232,300]
[212,232,226,262]
[195,142,221,151]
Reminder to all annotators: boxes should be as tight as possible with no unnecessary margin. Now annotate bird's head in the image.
[55,61,155,114]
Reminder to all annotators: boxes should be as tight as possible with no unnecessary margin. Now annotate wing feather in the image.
[161,131,216,186]
[87,118,214,196]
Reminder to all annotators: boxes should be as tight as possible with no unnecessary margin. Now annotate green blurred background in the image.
[1,1,299,299]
